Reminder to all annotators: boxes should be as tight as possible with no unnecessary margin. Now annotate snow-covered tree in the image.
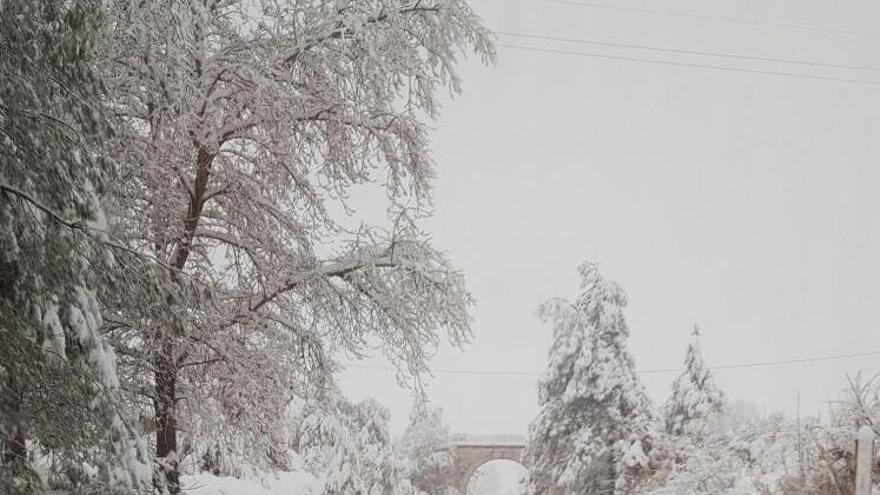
[644,436,756,495]
[787,374,880,495]
[397,395,459,495]
[527,262,653,495]
[642,401,797,495]
[663,326,724,436]
[0,1,150,493]
[640,328,726,493]
[93,0,492,491]
[298,394,419,495]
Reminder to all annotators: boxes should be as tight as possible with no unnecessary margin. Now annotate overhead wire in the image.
[345,349,880,377]
[496,31,880,73]
[497,43,880,87]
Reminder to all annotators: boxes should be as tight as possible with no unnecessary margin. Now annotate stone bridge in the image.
[445,434,528,493]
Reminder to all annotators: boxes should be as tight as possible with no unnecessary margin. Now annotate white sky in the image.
[338,0,880,438]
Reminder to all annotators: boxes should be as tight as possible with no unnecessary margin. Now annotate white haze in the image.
[338,0,880,441]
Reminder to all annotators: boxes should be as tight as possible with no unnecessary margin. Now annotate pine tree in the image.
[663,326,724,436]
[527,262,653,495]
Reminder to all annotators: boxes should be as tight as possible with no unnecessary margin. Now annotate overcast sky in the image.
[338,0,880,437]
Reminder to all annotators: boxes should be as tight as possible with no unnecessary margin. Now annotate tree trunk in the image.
[152,147,215,493]
[154,337,179,493]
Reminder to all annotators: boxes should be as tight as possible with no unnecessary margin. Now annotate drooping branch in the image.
[0,182,86,230]
[0,182,184,274]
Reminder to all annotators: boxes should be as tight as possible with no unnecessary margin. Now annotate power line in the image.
[345,349,880,377]
[643,349,880,374]
[543,0,880,39]
[497,31,880,73]
[347,364,538,377]
[498,43,880,87]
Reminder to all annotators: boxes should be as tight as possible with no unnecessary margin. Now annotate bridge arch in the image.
[446,435,528,494]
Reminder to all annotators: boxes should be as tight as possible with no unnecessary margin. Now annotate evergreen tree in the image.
[527,262,653,495]
[663,326,724,436]
[0,1,150,493]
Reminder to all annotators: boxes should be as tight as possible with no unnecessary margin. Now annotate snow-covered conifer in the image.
[527,262,653,495]
[663,326,724,436]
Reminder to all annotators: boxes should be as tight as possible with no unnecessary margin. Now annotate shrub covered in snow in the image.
[396,396,460,495]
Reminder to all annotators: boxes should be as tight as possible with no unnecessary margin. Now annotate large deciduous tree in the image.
[527,262,653,495]
[96,0,492,491]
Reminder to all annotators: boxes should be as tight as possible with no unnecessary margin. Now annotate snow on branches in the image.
[297,393,419,495]
[527,262,653,495]
[663,325,724,436]
[0,0,151,491]
[397,395,459,495]
[94,0,491,490]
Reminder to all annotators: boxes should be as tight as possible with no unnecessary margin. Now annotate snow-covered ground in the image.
[469,460,527,495]
[180,471,319,495]
[176,462,527,495]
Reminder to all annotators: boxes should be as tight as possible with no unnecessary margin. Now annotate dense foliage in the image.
[0,1,150,493]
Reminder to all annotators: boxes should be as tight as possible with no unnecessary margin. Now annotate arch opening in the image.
[466,459,527,495]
